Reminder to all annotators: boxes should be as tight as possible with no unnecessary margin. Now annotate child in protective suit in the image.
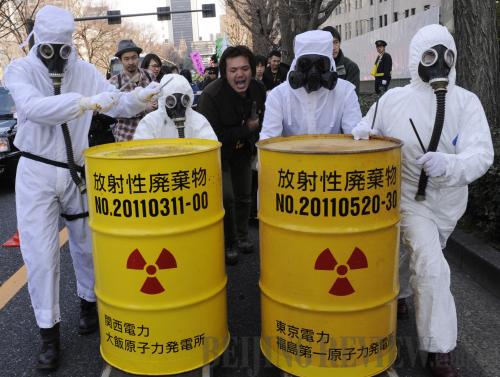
[134,74,216,141]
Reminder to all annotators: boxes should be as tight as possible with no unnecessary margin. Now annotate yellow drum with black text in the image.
[85,139,228,375]
[257,135,402,377]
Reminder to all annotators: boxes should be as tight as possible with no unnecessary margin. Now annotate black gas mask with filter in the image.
[414,44,455,202]
[288,54,338,93]
[37,43,72,81]
[37,42,85,193]
[165,93,191,138]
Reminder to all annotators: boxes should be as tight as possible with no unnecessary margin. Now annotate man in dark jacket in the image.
[197,46,266,265]
[262,50,288,91]
[372,39,392,94]
[322,26,360,95]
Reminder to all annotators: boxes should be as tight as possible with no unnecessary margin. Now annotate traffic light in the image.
[202,4,216,18]
[157,7,171,21]
[107,10,121,25]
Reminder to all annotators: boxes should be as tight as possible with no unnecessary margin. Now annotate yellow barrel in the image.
[85,139,229,375]
[257,134,402,377]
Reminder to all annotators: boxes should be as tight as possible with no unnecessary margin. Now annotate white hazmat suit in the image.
[353,25,494,353]
[134,74,217,141]
[260,30,361,139]
[4,5,158,329]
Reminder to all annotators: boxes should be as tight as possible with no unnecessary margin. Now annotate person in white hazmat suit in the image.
[351,24,494,377]
[260,30,361,139]
[134,74,217,141]
[3,5,160,370]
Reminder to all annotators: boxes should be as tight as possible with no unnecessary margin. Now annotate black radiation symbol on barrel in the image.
[126,248,177,294]
[314,247,368,296]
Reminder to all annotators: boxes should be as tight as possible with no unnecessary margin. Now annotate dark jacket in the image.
[197,78,266,161]
[335,50,360,95]
[262,65,288,91]
[375,52,392,80]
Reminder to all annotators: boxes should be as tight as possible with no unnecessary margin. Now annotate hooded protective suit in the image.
[354,25,493,352]
[4,5,154,328]
[260,30,361,139]
[134,74,217,140]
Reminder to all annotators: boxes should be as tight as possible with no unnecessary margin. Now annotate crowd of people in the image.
[4,5,494,377]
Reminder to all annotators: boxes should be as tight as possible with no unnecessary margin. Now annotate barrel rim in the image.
[257,134,403,154]
[84,138,222,159]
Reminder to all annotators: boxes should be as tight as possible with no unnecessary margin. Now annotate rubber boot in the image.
[37,323,60,370]
[79,299,98,335]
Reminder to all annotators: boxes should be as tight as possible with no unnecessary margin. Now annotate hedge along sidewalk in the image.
[444,228,500,299]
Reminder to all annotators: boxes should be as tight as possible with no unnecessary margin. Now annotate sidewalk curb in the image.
[444,228,500,299]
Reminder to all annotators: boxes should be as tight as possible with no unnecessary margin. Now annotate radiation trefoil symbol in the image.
[314,247,368,296]
[126,248,177,294]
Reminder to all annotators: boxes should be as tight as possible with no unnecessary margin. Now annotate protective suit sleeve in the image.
[340,88,363,134]
[259,88,284,140]
[91,70,148,119]
[197,92,254,143]
[354,96,384,136]
[195,117,218,141]
[4,63,84,127]
[433,94,494,187]
[133,113,158,140]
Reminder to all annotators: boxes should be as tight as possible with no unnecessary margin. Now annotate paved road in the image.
[1,177,497,377]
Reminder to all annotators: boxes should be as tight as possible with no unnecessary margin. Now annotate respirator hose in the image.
[54,82,85,194]
[175,121,185,138]
[415,89,446,201]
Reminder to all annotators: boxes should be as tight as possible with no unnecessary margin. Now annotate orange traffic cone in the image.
[2,231,20,247]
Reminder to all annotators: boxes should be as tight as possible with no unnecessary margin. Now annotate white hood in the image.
[289,30,336,73]
[157,74,194,115]
[33,5,74,45]
[27,5,77,74]
[409,24,457,88]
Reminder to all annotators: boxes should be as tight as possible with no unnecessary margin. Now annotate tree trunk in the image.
[454,0,500,240]
[453,0,499,129]
[277,0,291,64]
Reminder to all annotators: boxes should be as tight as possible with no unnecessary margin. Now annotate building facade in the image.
[323,0,453,41]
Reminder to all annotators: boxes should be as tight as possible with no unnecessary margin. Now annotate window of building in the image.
[393,12,398,22]
[405,9,410,17]
[370,0,374,4]
[369,17,374,31]
[384,14,388,26]
[411,8,416,15]
[338,24,342,36]
[379,15,383,28]
[424,5,430,10]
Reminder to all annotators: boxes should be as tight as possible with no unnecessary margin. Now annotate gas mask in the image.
[37,43,72,79]
[288,54,337,93]
[165,93,191,138]
[418,44,455,92]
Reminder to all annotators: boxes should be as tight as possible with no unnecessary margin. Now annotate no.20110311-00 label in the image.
[94,192,209,218]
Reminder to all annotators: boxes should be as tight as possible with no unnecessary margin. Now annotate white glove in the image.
[79,92,118,113]
[352,122,376,140]
[382,80,387,85]
[136,82,161,103]
[417,152,448,177]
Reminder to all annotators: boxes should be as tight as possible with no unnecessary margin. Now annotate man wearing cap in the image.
[322,26,360,95]
[109,39,156,141]
[372,40,392,94]
[3,5,160,370]
[260,30,361,139]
